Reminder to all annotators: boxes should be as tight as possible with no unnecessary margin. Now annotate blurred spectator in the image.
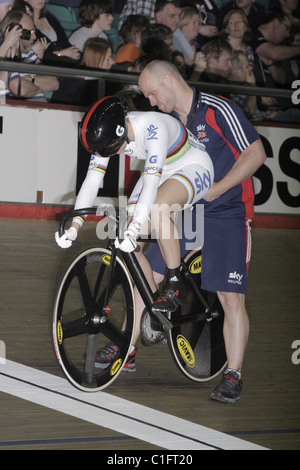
[276,0,300,24]
[172,49,187,75]
[192,2,219,50]
[112,23,175,74]
[11,0,33,15]
[220,9,254,67]
[173,5,201,66]
[281,23,300,84]
[0,1,13,23]
[22,0,80,66]
[0,7,21,91]
[141,22,174,50]
[140,22,175,60]
[155,0,181,32]
[201,36,233,83]
[248,11,300,88]
[118,0,155,30]
[228,49,258,119]
[51,38,114,106]
[217,0,267,29]
[191,0,219,25]
[142,36,174,61]
[0,6,22,57]
[0,10,59,101]
[69,0,114,52]
[228,48,300,123]
[246,11,300,120]
[114,14,149,64]
[172,5,207,78]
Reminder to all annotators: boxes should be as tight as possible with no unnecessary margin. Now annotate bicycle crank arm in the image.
[152,309,173,330]
[171,311,210,327]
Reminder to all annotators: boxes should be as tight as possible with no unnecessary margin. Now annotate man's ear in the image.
[164,74,174,88]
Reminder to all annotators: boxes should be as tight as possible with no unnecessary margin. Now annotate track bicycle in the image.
[52,207,227,392]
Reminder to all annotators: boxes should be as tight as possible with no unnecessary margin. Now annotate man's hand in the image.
[202,182,220,202]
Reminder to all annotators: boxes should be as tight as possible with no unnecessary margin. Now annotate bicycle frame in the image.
[59,207,213,332]
[55,207,227,390]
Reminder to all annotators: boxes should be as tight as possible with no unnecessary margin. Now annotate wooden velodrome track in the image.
[0,217,299,451]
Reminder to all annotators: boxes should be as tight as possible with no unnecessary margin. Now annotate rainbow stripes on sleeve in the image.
[166,122,191,165]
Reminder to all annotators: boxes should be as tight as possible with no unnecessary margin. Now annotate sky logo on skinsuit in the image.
[147,124,158,140]
[195,170,212,195]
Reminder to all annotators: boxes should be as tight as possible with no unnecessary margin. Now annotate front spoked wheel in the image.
[167,249,227,382]
[52,247,135,392]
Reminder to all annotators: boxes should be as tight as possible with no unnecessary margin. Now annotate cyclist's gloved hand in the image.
[115,229,137,252]
[55,226,78,249]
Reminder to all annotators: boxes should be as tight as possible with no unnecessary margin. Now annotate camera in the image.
[8,22,31,40]
[8,22,21,32]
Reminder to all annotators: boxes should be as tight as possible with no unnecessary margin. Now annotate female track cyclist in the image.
[55,96,214,315]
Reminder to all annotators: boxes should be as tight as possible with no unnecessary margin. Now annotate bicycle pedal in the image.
[140,309,166,346]
[151,308,172,330]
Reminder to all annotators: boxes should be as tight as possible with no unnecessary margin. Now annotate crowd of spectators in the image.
[0,0,299,121]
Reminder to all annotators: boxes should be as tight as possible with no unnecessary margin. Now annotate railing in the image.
[0,60,293,100]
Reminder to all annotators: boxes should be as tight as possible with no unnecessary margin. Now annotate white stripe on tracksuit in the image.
[201,93,251,152]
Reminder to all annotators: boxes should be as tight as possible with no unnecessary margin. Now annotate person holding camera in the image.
[0,9,58,101]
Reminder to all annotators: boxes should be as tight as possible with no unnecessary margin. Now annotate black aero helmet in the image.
[79,96,128,157]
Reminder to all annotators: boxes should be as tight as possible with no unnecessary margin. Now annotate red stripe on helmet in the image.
[81,96,113,152]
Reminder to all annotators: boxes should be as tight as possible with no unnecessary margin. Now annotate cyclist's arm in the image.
[72,154,109,228]
[127,121,168,234]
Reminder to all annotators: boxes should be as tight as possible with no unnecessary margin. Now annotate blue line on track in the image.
[1,429,299,448]
[0,436,136,447]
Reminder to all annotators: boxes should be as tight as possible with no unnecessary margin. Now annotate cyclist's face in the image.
[117,140,127,154]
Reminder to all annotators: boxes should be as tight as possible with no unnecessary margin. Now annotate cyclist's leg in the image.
[151,162,212,313]
[150,178,188,268]
[133,270,164,344]
[150,179,188,312]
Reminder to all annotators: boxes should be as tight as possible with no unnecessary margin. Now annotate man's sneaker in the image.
[210,369,243,404]
[94,344,136,372]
